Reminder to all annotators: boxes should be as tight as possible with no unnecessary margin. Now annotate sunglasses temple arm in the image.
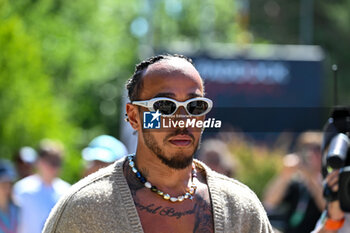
[131,101,148,108]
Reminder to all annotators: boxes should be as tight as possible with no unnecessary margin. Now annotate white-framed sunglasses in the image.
[132,97,213,116]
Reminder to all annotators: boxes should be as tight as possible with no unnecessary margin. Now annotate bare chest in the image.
[123,160,214,233]
[135,199,214,233]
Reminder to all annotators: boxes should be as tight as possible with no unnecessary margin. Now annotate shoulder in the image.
[52,178,71,192]
[42,159,128,232]
[54,161,118,206]
[14,174,41,194]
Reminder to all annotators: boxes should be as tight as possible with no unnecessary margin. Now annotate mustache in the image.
[164,128,195,141]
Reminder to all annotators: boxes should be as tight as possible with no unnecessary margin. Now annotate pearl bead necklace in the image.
[127,154,197,202]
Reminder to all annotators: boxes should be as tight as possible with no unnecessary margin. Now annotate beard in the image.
[142,129,201,169]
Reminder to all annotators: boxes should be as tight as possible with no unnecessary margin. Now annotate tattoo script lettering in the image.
[135,202,207,219]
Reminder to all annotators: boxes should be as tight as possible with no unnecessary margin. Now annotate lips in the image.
[168,135,192,147]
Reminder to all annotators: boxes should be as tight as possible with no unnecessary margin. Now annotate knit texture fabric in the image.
[43,158,273,233]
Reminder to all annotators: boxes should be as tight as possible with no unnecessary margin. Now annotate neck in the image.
[134,146,194,196]
[39,173,55,186]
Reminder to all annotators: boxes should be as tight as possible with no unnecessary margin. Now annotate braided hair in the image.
[126,54,193,101]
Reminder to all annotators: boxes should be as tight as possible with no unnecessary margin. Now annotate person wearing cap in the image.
[0,159,18,233]
[82,135,128,176]
[13,140,71,233]
[14,146,38,179]
[263,131,325,233]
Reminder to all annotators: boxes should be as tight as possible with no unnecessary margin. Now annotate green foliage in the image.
[0,0,139,183]
[249,0,350,104]
[314,0,350,104]
[0,15,72,151]
[9,0,139,132]
[250,1,300,44]
[0,2,83,179]
[148,0,243,48]
[226,135,284,198]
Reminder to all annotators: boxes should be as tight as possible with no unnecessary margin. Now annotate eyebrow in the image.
[153,92,203,99]
[153,92,175,98]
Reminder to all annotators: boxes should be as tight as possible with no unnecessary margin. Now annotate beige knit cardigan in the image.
[43,158,273,233]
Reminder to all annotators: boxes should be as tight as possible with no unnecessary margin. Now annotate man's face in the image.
[38,155,62,178]
[136,58,205,169]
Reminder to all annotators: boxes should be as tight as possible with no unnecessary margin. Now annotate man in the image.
[14,139,70,233]
[263,131,325,233]
[196,139,237,178]
[43,54,273,233]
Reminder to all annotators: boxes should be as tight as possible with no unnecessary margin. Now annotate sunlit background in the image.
[1,0,349,188]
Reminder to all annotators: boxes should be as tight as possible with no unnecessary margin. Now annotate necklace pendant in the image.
[189,187,195,195]
[144,182,152,189]
[128,154,197,203]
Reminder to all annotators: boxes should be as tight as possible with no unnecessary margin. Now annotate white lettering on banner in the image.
[195,59,290,85]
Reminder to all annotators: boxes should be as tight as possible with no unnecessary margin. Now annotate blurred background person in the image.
[82,134,128,177]
[0,159,18,233]
[312,170,350,233]
[13,139,70,233]
[263,131,325,233]
[196,139,237,178]
[14,146,38,179]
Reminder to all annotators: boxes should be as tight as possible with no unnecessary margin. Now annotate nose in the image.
[177,105,188,117]
[170,105,189,130]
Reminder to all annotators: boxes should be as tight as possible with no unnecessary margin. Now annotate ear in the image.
[126,103,141,131]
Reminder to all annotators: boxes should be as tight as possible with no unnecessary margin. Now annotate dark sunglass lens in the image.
[187,100,208,115]
[153,100,176,115]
